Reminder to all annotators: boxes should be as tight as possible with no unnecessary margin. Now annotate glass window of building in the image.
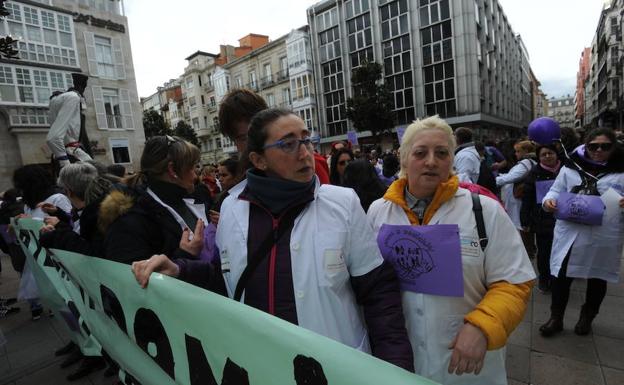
[102,88,122,129]
[94,36,115,78]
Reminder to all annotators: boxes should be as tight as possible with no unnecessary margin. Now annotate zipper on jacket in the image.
[268,217,279,315]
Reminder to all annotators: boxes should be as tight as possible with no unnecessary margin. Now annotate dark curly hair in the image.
[13,164,57,209]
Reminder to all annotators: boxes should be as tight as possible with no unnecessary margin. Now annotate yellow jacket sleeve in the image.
[464,280,534,350]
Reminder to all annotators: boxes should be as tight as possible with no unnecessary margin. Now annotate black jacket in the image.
[520,164,558,234]
[100,186,201,265]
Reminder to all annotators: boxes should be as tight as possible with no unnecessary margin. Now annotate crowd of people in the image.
[1,86,624,385]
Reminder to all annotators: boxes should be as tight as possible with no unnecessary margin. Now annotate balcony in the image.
[276,68,289,82]
[260,75,275,89]
[203,83,214,93]
[246,82,259,92]
[202,104,217,114]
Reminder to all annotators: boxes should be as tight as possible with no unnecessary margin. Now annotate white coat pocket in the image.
[317,231,349,287]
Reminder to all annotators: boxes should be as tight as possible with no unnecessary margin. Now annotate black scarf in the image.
[147,178,197,229]
[245,169,315,215]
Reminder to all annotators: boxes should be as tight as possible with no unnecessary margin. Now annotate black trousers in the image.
[551,249,607,317]
[535,233,553,282]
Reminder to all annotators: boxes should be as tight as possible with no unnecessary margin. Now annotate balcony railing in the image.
[246,82,259,92]
[203,83,214,92]
[276,68,289,82]
[260,75,274,89]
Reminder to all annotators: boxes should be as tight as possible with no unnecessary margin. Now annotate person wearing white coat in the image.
[368,116,535,385]
[453,127,481,183]
[540,128,624,337]
[131,109,414,371]
[495,141,537,257]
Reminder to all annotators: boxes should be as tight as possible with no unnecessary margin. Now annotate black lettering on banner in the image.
[221,358,249,385]
[19,229,30,247]
[100,285,127,333]
[185,334,218,385]
[122,370,143,385]
[293,355,328,385]
[43,249,56,268]
[133,308,175,378]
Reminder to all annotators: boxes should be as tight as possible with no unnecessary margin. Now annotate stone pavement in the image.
[1,253,623,385]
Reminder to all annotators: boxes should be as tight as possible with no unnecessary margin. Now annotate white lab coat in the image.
[454,146,481,183]
[496,159,536,229]
[543,166,624,282]
[367,187,535,385]
[215,178,384,352]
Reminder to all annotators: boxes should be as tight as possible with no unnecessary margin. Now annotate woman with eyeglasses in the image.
[100,136,209,265]
[329,148,354,186]
[540,127,624,337]
[131,108,414,371]
[519,144,562,293]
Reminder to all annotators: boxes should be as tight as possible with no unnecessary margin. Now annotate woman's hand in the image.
[209,210,220,226]
[131,254,180,288]
[543,199,557,212]
[179,219,205,257]
[37,202,58,215]
[448,323,488,376]
[44,216,60,227]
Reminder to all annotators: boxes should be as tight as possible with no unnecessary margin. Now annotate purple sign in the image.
[554,192,605,226]
[199,223,217,262]
[535,180,555,204]
[396,126,406,144]
[377,224,464,297]
[346,131,359,146]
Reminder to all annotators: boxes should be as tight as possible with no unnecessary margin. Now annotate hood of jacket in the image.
[98,189,134,234]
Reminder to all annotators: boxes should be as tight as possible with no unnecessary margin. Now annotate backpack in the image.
[471,193,488,252]
[476,159,498,195]
[512,159,537,199]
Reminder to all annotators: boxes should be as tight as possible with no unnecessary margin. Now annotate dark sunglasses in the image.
[338,160,350,166]
[586,142,613,152]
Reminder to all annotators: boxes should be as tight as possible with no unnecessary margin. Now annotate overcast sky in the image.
[126,0,608,99]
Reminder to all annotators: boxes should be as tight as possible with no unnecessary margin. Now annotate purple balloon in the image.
[528,117,561,145]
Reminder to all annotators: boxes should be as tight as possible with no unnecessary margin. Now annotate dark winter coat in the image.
[520,164,559,235]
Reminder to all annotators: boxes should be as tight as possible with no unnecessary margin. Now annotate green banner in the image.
[13,218,438,385]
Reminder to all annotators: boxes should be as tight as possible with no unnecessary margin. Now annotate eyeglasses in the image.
[586,142,613,152]
[338,160,351,166]
[263,136,319,154]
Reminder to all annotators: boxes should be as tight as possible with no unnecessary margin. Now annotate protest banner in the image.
[346,130,359,146]
[535,180,555,204]
[13,218,438,385]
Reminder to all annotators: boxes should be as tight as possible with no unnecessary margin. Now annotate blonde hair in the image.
[398,115,456,178]
[514,140,536,154]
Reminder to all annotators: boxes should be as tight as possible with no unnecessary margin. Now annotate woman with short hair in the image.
[367,115,535,384]
[131,108,414,371]
[540,128,624,337]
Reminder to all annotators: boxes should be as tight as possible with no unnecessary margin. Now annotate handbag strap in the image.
[233,204,304,302]
[471,192,488,252]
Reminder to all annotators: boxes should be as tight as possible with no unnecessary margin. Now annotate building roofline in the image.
[185,50,219,61]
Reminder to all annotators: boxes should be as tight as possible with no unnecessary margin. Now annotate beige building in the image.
[0,0,144,192]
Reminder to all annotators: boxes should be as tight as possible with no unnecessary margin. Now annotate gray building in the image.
[306,0,535,148]
[585,0,623,130]
[547,95,575,128]
[0,0,144,192]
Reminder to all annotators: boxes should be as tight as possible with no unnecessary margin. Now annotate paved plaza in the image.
[1,253,623,385]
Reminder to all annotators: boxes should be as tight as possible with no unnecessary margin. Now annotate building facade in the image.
[0,0,144,192]
[306,0,536,147]
[547,95,575,127]
[575,47,591,127]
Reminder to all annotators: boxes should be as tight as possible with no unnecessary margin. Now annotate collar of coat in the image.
[383,175,459,225]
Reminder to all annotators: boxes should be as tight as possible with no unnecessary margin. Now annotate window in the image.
[287,39,311,68]
[345,0,370,19]
[110,138,131,164]
[291,73,312,101]
[102,88,122,128]
[185,77,194,89]
[279,56,288,71]
[316,7,339,31]
[266,93,275,107]
[282,88,291,105]
[235,76,242,88]
[189,96,196,107]
[318,26,341,63]
[322,59,346,136]
[94,36,115,78]
[380,0,409,41]
[210,96,216,107]
[249,71,257,88]
[6,3,77,67]
[216,137,222,149]
[347,11,373,68]
[297,107,315,130]
[192,117,199,129]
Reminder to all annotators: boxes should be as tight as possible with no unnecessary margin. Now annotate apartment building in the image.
[0,0,144,192]
[547,95,575,127]
[306,0,537,147]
